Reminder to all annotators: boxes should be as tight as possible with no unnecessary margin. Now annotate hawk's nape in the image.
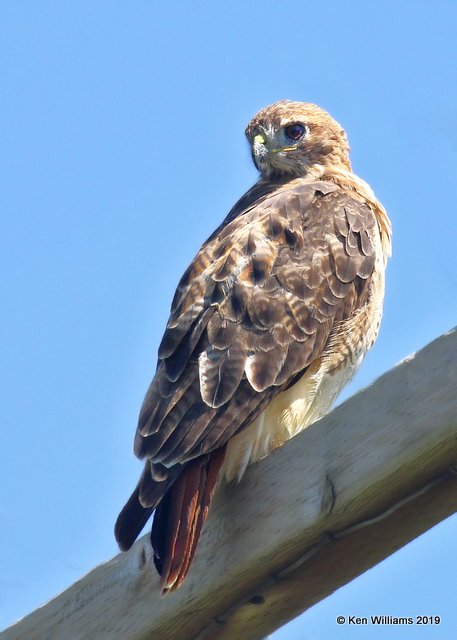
[115,100,391,592]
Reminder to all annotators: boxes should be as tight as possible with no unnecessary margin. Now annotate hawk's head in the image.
[246,100,351,179]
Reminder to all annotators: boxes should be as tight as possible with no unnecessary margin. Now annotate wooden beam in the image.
[3,328,457,640]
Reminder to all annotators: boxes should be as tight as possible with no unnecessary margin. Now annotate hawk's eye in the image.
[284,123,306,141]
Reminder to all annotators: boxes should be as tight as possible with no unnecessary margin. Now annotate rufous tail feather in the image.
[151,447,226,593]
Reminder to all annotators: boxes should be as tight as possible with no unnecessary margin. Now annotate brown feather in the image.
[151,448,225,592]
[199,344,246,408]
[114,463,178,551]
[134,182,380,466]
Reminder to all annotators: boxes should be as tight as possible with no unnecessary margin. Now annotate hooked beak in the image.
[254,133,297,154]
[251,132,299,174]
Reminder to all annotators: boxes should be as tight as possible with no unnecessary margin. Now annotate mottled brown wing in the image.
[134,180,378,472]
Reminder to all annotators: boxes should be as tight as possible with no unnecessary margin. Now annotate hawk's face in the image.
[246,100,351,179]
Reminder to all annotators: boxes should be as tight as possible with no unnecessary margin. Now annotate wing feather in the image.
[134,180,379,468]
[199,344,246,408]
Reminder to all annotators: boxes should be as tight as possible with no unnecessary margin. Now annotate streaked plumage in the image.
[115,100,391,592]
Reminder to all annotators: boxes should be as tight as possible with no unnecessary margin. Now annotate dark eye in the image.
[284,123,306,141]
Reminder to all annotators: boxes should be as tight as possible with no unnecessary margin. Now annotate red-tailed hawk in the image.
[115,100,391,592]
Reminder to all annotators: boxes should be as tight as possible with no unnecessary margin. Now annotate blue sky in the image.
[1,1,457,636]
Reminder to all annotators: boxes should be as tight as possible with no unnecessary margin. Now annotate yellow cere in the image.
[253,134,265,145]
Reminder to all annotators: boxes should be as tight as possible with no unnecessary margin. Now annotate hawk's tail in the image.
[114,447,226,593]
[151,447,226,593]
